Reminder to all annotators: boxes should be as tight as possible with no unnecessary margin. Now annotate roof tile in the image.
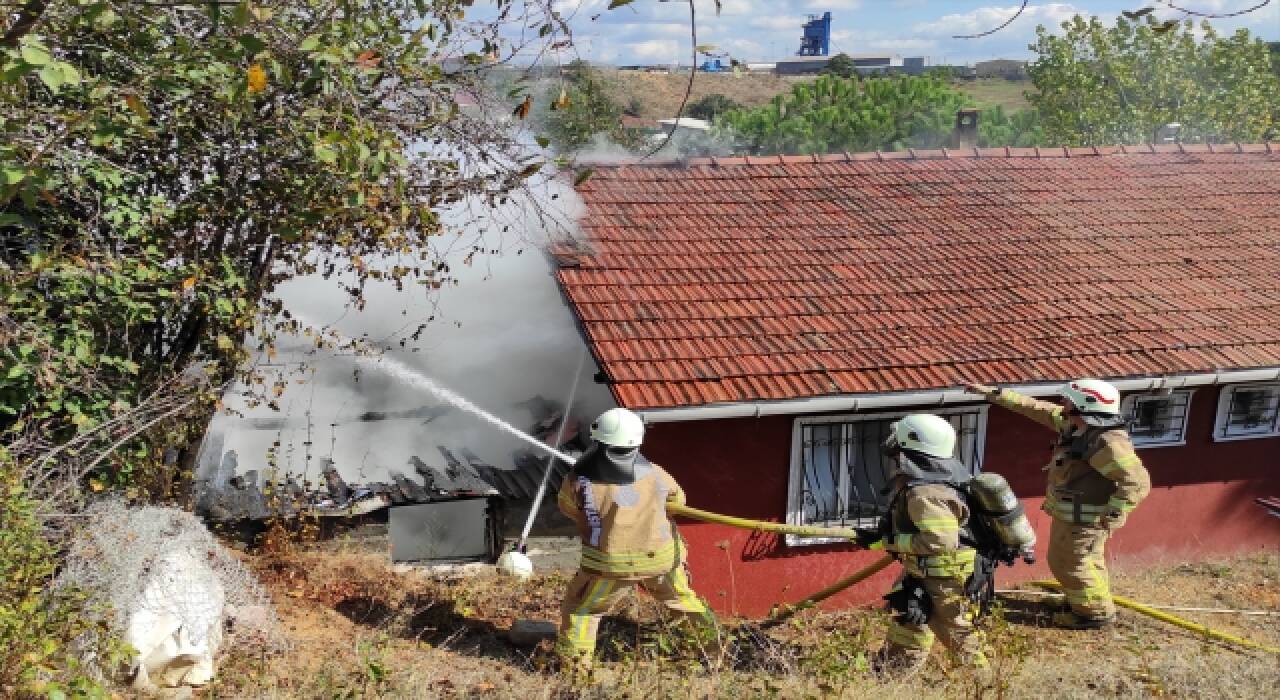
[559,148,1280,409]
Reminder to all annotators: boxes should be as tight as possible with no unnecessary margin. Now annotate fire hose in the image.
[663,505,1280,653]
[1028,580,1280,655]
[665,502,897,622]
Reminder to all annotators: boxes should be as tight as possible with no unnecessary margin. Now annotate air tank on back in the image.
[970,472,1037,563]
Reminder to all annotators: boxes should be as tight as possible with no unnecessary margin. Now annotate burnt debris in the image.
[193,402,589,523]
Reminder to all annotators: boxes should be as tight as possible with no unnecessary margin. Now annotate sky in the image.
[540,0,1280,66]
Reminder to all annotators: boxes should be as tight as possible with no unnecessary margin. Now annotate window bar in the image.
[836,422,851,526]
[824,424,842,524]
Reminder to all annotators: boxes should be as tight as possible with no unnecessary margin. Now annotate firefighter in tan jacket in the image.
[554,408,718,671]
[967,379,1151,629]
[860,414,988,673]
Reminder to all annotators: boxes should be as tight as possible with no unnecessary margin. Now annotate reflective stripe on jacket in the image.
[886,483,977,580]
[993,389,1151,525]
[556,460,687,577]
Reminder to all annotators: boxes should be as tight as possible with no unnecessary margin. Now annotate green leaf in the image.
[238,35,267,56]
[38,61,81,92]
[216,334,234,350]
[314,144,338,163]
[608,0,635,9]
[535,136,550,148]
[0,166,28,186]
[215,298,235,315]
[299,35,321,52]
[19,41,51,66]
[574,168,594,186]
[231,1,252,27]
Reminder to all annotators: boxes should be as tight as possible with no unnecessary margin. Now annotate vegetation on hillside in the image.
[687,93,742,121]
[544,60,645,153]
[715,74,1044,154]
[822,53,859,79]
[1029,16,1280,145]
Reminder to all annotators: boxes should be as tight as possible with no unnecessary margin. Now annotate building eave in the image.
[635,367,1280,423]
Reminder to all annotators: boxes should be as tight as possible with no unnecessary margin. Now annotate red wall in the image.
[644,386,1280,617]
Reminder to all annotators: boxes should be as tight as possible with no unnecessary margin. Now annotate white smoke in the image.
[197,172,614,488]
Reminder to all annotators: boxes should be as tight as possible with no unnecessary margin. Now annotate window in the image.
[786,407,987,545]
[1121,390,1193,447]
[1214,383,1280,441]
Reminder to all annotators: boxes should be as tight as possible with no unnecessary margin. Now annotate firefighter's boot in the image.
[1051,610,1115,630]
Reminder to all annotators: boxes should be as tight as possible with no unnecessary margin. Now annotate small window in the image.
[1213,383,1280,441]
[786,407,986,545]
[1121,390,1193,447]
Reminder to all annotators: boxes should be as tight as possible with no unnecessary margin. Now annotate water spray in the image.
[497,347,587,580]
[291,314,577,465]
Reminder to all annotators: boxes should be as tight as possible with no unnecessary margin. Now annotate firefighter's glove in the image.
[996,546,1019,566]
[854,527,884,549]
[884,577,932,626]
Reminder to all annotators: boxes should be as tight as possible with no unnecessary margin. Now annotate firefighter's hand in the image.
[964,382,999,398]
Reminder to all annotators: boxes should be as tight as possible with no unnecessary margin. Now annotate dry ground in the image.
[196,545,1280,699]
[604,71,1035,120]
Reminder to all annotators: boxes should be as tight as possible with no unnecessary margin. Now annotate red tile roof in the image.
[554,145,1280,410]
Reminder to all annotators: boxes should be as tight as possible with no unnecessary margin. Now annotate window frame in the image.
[785,405,988,547]
[1213,382,1280,442]
[1120,389,1195,449]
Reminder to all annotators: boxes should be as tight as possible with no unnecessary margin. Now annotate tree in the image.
[822,52,858,79]
[1269,41,1280,78]
[687,93,741,121]
[1028,15,1280,146]
[544,63,644,153]
[716,73,1044,155]
[0,0,570,513]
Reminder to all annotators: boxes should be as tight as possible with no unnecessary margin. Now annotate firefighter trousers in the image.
[1047,518,1115,619]
[555,565,717,666]
[880,575,988,672]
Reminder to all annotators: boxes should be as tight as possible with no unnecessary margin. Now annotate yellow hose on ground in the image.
[766,554,897,624]
[666,502,862,541]
[1028,580,1280,655]
[664,502,896,624]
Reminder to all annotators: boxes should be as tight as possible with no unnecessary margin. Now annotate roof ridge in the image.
[577,142,1278,169]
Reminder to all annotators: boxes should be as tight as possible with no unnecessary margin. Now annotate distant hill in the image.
[603,69,1034,122]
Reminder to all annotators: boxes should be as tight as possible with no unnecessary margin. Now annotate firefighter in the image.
[966,379,1151,629]
[553,408,719,673]
[857,413,988,674]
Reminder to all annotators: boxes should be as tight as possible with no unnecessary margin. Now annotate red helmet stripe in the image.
[1078,387,1115,404]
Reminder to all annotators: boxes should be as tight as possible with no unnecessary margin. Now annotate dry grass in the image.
[604,71,1037,122]
[604,70,816,120]
[954,79,1034,112]
[200,546,1280,699]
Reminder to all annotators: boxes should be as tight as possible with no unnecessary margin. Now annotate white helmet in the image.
[889,414,957,459]
[1059,378,1120,416]
[590,408,644,448]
